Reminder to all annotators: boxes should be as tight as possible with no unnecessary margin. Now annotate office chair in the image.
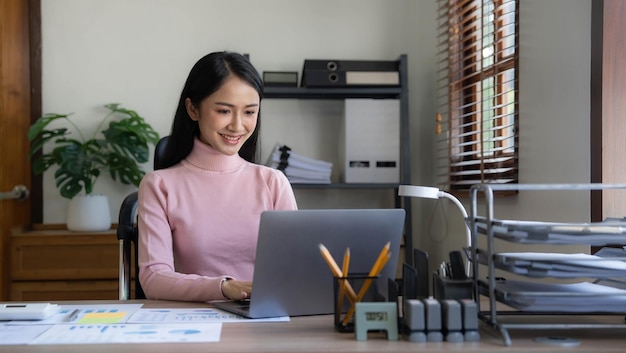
[117,135,169,300]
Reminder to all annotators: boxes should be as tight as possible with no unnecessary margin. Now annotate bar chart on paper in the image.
[29,322,222,344]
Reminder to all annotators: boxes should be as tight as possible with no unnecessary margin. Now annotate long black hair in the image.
[159,51,263,168]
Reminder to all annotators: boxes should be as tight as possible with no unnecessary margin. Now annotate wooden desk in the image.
[1,300,625,352]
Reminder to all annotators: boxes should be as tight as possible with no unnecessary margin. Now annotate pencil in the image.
[342,242,391,325]
[318,243,342,277]
[318,244,357,303]
[336,248,351,316]
[342,250,390,325]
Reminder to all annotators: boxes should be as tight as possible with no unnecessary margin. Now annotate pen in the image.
[439,262,448,278]
[64,309,80,322]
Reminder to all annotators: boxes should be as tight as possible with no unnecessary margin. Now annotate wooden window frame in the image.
[437,0,519,195]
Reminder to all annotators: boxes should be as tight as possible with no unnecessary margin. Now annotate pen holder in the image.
[333,274,382,333]
[432,272,474,300]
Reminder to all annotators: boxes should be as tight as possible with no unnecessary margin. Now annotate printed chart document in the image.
[30,323,221,344]
[127,307,289,323]
[5,303,143,325]
[0,324,52,345]
[2,304,288,345]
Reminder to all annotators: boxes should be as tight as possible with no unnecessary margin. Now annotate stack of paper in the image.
[479,279,626,312]
[266,144,332,184]
[471,217,626,245]
[478,252,626,278]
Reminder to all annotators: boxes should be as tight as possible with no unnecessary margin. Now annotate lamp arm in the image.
[440,191,472,276]
[439,191,468,219]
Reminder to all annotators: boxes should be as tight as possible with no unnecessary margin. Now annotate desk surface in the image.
[1,300,625,353]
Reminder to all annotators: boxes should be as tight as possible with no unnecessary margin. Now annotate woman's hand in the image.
[221,279,252,301]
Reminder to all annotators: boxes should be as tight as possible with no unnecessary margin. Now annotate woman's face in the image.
[186,75,260,156]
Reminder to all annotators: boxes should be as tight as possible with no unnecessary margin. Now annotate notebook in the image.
[213,208,405,318]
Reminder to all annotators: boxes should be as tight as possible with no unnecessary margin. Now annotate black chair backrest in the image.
[153,135,169,170]
[116,135,169,300]
[117,192,143,299]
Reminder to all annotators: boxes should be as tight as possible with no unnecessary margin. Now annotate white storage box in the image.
[343,99,400,183]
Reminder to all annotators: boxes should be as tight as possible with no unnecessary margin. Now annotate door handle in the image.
[0,185,30,200]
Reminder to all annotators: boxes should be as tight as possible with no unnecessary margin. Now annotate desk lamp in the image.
[398,185,471,275]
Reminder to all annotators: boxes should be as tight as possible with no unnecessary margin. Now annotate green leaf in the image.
[28,113,71,141]
[105,115,160,144]
[108,153,144,186]
[102,126,150,163]
[54,160,100,199]
[31,154,61,175]
[29,129,71,158]
[51,142,101,198]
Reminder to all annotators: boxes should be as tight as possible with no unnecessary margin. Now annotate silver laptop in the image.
[213,208,405,318]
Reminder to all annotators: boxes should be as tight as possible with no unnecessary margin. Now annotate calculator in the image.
[0,303,60,320]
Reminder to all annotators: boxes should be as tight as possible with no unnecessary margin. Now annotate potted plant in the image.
[28,103,160,231]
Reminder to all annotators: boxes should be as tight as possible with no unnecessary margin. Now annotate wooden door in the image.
[0,0,38,300]
[590,0,626,224]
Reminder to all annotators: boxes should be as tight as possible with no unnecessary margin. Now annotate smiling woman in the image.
[136,51,298,303]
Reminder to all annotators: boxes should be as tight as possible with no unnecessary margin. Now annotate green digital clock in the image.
[354,302,398,341]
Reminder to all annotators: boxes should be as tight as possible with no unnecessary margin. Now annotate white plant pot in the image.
[66,194,112,232]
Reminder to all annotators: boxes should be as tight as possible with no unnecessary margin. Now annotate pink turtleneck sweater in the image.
[137,139,297,302]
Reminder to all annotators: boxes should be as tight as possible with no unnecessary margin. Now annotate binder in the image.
[302,70,399,87]
[303,59,398,72]
[301,59,400,87]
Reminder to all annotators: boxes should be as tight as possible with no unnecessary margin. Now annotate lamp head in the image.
[398,185,441,199]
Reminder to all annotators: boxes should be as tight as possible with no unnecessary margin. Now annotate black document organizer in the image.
[468,183,626,346]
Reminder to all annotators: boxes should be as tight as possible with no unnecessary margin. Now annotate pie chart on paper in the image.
[168,329,202,335]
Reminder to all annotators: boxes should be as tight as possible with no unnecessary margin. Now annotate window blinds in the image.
[436,0,519,192]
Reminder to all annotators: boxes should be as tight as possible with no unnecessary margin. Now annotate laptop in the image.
[213,208,405,318]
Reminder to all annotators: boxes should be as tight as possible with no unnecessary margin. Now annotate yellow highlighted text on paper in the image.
[78,312,127,324]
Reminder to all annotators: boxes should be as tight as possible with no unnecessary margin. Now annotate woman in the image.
[138,51,298,302]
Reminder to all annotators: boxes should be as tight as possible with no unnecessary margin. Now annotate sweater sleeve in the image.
[137,172,229,302]
[270,169,299,210]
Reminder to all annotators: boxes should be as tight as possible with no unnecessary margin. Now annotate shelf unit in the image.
[469,183,626,346]
[262,54,412,264]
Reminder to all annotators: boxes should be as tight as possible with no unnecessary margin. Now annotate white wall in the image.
[41,0,593,266]
[40,0,435,220]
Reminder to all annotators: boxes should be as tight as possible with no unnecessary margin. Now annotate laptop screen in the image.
[241,208,405,318]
